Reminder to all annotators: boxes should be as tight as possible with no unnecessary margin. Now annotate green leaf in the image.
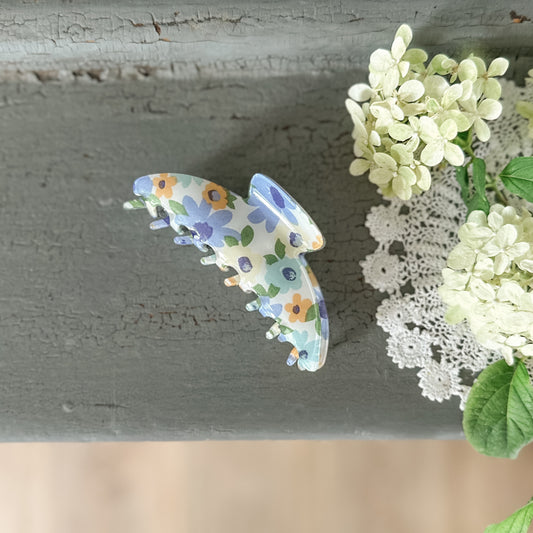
[224,235,239,247]
[315,317,322,335]
[123,199,146,210]
[264,254,278,265]
[485,499,533,533]
[471,158,490,212]
[500,157,533,202]
[241,225,254,247]
[455,165,469,205]
[168,199,188,216]
[279,325,294,335]
[226,193,236,209]
[275,238,286,259]
[253,283,267,297]
[305,303,318,322]
[463,359,533,458]
[267,284,280,298]
[454,159,490,216]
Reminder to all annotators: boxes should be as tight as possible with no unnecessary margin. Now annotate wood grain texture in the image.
[0,1,532,440]
[0,76,465,440]
[0,441,532,533]
[0,1,532,80]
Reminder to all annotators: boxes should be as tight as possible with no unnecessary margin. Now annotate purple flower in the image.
[247,178,298,233]
[180,196,240,247]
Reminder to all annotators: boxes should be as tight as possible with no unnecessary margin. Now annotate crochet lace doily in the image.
[361,79,533,408]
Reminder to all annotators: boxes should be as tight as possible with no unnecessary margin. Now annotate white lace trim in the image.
[361,79,533,408]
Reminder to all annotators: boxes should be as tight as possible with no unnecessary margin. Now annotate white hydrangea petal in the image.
[447,110,473,132]
[348,83,374,102]
[391,144,413,165]
[403,48,428,65]
[478,99,503,120]
[424,75,449,99]
[487,57,509,77]
[415,164,431,190]
[392,173,413,200]
[370,48,394,72]
[470,278,496,301]
[382,68,400,97]
[487,210,503,231]
[508,242,529,258]
[395,23,413,47]
[520,344,533,357]
[495,224,518,248]
[398,61,410,79]
[391,36,407,61]
[369,167,393,185]
[345,98,366,122]
[483,78,502,100]
[447,243,476,270]
[497,281,524,304]
[467,210,488,225]
[440,119,458,140]
[397,165,417,185]
[349,158,371,176]
[374,152,397,170]
[519,259,533,273]
[442,268,470,290]
[460,80,473,101]
[398,80,425,102]
[493,253,510,276]
[506,334,527,348]
[471,55,487,76]
[388,123,413,141]
[421,142,445,166]
[517,101,533,120]
[458,59,478,81]
[443,142,465,166]
[419,116,440,140]
[474,118,490,142]
[441,84,463,108]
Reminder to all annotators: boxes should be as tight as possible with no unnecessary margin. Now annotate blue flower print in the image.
[180,196,240,247]
[264,257,303,294]
[258,296,283,319]
[175,174,205,189]
[247,176,299,233]
[290,330,319,363]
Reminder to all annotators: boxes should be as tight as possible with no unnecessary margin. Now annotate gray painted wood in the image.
[0,1,531,440]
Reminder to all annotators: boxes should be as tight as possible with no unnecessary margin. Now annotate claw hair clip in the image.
[124,172,329,371]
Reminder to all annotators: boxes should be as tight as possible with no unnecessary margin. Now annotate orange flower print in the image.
[153,174,177,199]
[311,234,324,250]
[285,293,313,323]
[202,183,228,210]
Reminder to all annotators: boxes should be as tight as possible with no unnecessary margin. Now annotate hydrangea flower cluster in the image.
[517,68,533,138]
[345,24,508,200]
[439,204,533,364]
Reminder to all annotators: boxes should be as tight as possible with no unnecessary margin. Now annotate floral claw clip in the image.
[124,173,329,371]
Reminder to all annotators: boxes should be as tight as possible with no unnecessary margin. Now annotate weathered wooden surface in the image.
[0,1,532,440]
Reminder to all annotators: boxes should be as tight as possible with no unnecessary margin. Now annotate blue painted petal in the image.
[182,195,200,218]
[265,215,279,233]
[209,209,233,226]
[248,208,265,224]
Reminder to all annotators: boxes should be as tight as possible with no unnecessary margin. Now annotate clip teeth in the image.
[245,299,260,312]
[286,347,299,366]
[150,218,170,230]
[266,323,281,340]
[200,254,217,266]
[174,235,194,246]
[224,275,240,287]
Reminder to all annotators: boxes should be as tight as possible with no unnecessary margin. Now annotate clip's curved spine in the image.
[125,172,329,371]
